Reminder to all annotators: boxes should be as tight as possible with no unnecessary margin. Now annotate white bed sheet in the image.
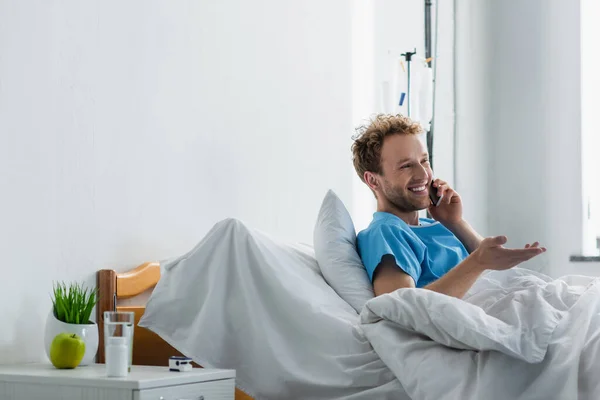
[139,218,407,400]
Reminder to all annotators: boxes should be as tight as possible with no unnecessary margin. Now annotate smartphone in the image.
[429,181,442,207]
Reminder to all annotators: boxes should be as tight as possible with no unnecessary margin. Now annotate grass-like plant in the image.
[51,281,98,325]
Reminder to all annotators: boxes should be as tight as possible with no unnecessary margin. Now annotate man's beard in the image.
[381,180,428,212]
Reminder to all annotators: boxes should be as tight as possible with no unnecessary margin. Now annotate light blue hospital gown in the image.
[357,212,469,287]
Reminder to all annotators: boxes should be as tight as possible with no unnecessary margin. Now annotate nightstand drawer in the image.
[135,378,235,400]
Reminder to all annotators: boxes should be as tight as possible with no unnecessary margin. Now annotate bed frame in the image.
[96,262,253,400]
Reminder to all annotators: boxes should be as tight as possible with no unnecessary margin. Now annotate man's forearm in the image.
[423,255,484,298]
[444,219,483,253]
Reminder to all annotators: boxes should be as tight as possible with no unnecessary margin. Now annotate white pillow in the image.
[313,190,374,313]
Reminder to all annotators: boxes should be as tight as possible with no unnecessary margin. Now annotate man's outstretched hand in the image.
[470,236,546,271]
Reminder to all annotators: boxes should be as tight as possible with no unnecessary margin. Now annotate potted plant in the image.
[44,281,99,366]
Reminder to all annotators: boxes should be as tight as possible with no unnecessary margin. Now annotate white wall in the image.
[455,0,596,276]
[350,0,377,231]
[454,0,491,235]
[0,0,356,363]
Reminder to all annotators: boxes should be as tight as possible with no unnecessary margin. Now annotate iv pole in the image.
[424,0,435,171]
[400,0,436,170]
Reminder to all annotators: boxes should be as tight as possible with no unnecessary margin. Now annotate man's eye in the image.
[400,164,410,170]
[422,159,430,164]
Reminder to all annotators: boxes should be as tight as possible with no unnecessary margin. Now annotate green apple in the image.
[50,333,86,369]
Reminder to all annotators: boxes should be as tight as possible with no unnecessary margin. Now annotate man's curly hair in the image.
[351,114,423,182]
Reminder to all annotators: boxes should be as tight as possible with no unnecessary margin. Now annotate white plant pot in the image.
[44,310,99,366]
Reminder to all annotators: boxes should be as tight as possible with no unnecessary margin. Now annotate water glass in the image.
[104,311,135,374]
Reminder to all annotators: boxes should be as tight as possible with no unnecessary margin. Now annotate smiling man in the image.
[351,114,546,299]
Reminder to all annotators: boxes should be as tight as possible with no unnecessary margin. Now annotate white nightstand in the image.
[0,363,235,400]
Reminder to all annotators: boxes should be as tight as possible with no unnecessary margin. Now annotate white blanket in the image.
[139,218,406,400]
[359,268,600,400]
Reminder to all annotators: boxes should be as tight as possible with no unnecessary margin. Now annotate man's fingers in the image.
[506,247,544,261]
[432,180,461,206]
[445,189,455,204]
[447,193,452,205]
[433,179,447,188]
[531,242,547,252]
[438,186,458,205]
[484,236,508,247]
[437,184,448,197]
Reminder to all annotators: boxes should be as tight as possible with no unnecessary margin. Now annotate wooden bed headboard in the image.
[96,262,253,400]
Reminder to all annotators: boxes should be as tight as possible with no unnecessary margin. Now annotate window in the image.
[581,0,600,255]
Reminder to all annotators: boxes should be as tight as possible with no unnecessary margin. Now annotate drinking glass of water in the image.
[104,311,135,376]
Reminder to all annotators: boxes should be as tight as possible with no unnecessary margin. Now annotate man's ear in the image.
[364,171,380,192]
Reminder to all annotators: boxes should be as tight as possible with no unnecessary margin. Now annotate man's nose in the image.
[415,163,429,180]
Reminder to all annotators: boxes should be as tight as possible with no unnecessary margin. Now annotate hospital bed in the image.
[95,192,600,400]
